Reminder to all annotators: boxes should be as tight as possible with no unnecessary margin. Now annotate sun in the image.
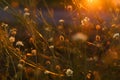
[86,0,102,9]
[72,0,103,11]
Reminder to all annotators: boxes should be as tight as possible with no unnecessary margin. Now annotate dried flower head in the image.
[95,35,101,41]
[17,63,24,70]
[55,65,61,70]
[113,33,119,38]
[65,68,73,76]
[86,73,92,79]
[59,19,64,23]
[24,7,29,12]
[96,25,101,30]
[10,28,17,35]
[49,45,54,49]
[45,60,51,65]
[66,5,73,11]
[31,49,37,55]
[59,35,64,41]
[1,22,8,27]
[16,41,24,46]
[81,17,90,26]
[9,36,15,43]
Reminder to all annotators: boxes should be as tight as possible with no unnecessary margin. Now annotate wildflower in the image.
[81,17,90,26]
[85,17,90,21]
[45,60,51,65]
[87,57,93,61]
[55,65,61,70]
[49,45,54,49]
[31,49,37,55]
[24,8,30,17]
[96,25,101,30]
[86,72,92,79]
[81,20,85,25]
[93,56,98,61]
[95,35,101,41]
[111,24,116,27]
[10,28,17,35]
[29,37,34,43]
[65,68,73,76]
[48,37,53,42]
[72,32,88,41]
[59,19,64,23]
[24,12,30,17]
[17,63,24,70]
[113,33,119,38]
[59,35,64,41]
[1,22,8,27]
[3,6,9,11]
[24,8,29,12]
[9,36,15,43]
[66,5,73,11]
[102,27,107,31]
[19,59,25,63]
[16,41,24,46]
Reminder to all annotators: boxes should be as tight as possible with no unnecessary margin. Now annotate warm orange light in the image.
[88,0,93,3]
[86,0,102,10]
[111,0,120,7]
[72,0,120,11]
